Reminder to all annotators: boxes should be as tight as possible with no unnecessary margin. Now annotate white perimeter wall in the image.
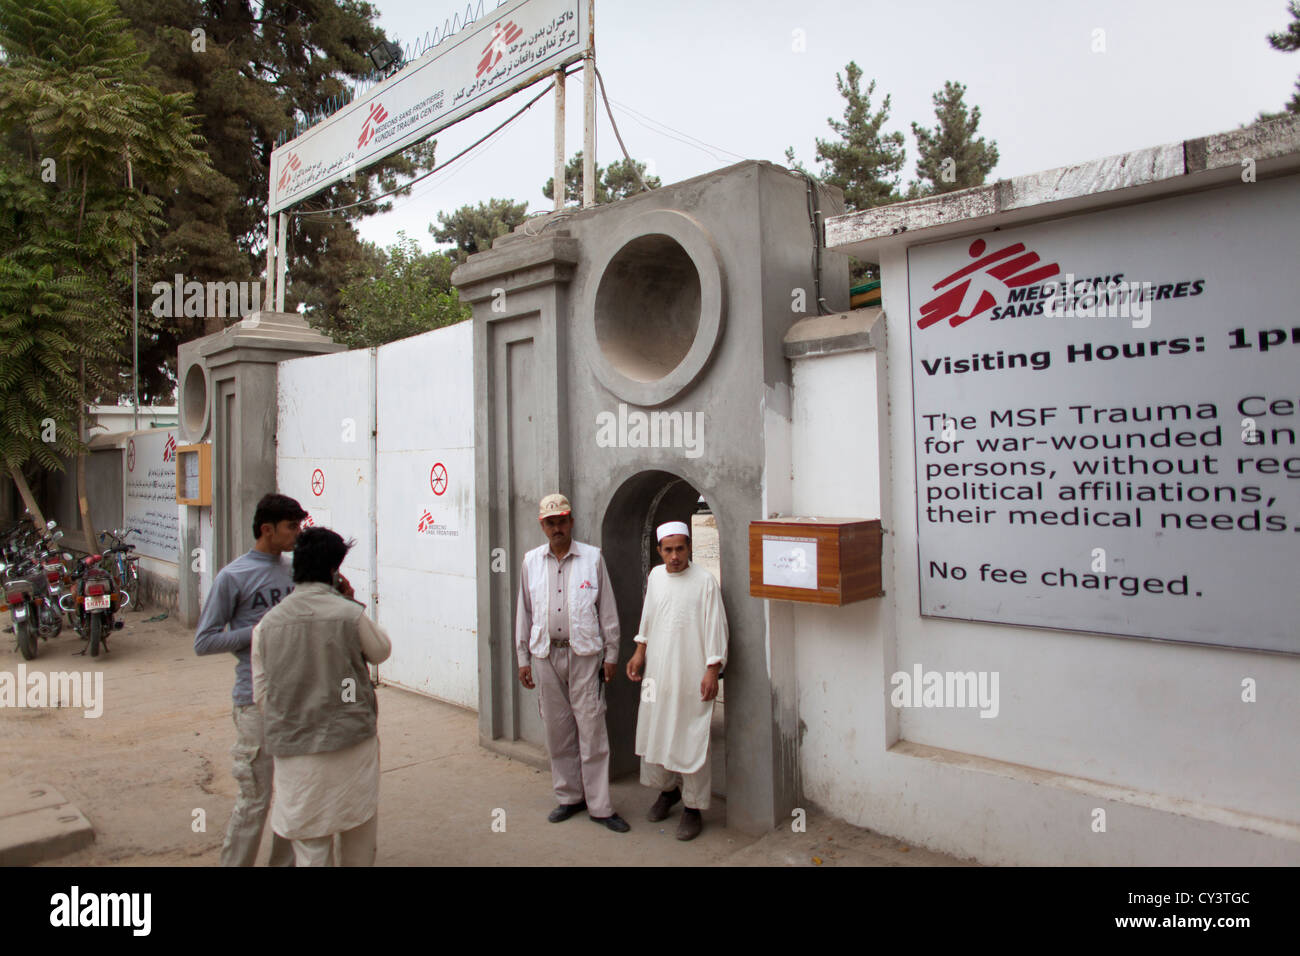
[790,297,1300,866]
[275,322,477,709]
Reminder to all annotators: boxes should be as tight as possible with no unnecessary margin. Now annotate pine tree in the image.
[431,199,530,262]
[1267,0,1300,113]
[541,150,661,206]
[785,61,906,212]
[910,81,999,197]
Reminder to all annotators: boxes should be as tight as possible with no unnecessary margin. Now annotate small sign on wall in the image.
[749,518,883,605]
[762,535,819,589]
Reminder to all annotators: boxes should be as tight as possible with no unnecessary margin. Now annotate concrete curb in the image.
[0,783,95,866]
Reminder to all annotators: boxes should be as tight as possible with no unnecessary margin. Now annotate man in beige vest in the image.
[516,493,629,832]
[252,527,391,866]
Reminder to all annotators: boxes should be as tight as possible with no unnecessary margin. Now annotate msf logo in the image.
[918,239,1060,331]
[358,102,388,148]
[276,152,301,192]
[477,19,523,77]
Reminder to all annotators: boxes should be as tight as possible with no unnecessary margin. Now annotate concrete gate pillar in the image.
[457,162,850,834]
[175,312,344,625]
[455,234,580,765]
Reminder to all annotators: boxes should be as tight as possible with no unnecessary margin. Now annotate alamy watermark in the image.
[1040,274,1153,328]
[151,273,261,319]
[890,664,999,718]
[0,665,103,718]
[595,403,704,459]
[50,885,150,935]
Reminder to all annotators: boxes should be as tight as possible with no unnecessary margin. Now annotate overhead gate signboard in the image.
[270,0,588,213]
[907,174,1300,654]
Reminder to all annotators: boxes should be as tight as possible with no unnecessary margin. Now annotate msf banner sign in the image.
[270,0,588,213]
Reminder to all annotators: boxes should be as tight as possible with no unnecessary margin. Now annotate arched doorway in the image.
[600,470,726,805]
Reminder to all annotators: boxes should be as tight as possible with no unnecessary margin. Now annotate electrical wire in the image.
[802,173,833,315]
[593,64,648,191]
[571,73,746,164]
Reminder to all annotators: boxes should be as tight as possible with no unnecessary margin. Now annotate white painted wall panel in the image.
[276,349,375,607]
[375,322,477,707]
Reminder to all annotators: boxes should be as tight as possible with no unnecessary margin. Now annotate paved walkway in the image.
[0,611,969,867]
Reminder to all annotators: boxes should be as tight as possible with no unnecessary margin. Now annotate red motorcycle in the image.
[65,553,125,657]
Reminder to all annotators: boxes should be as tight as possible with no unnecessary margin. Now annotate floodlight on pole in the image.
[367,40,404,76]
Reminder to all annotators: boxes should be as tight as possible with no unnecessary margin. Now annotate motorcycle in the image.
[1,558,40,660]
[98,529,141,611]
[34,528,67,640]
[65,552,124,657]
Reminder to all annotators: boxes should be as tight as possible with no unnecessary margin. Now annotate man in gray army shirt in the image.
[195,493,307,866]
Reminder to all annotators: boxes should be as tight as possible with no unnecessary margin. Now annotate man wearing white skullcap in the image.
[626,519,729,841]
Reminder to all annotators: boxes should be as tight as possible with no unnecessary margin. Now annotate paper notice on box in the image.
[762,536,818,590]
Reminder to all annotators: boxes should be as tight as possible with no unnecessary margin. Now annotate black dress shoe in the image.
[548,801,586,822]
[591,812,630,833]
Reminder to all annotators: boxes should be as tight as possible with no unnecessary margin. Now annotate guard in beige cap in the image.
[515,494,629,832]
[626,520,728,841]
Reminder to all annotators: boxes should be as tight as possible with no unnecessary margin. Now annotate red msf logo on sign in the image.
[477,20,523,77]
[417,509,436,533]
[277,152,301,191]
[917,239,1060,331]
[301,513,316,528]
[163,434,177,462]
[358,102,388,148]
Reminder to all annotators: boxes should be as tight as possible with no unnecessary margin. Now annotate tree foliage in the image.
[909,81,999,197]
[1267,0,1300,114]
[325,233,468,348]
[541,150,661,206]
[0,0,209,472]
[785,61,906,212]
[430,198,529,263]
[114,0,438,397]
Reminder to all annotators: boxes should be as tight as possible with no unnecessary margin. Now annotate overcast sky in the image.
[350,0,1298,252]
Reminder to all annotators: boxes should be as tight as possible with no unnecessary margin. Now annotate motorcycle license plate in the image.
[13,606,26,620]
[85,595,111,611]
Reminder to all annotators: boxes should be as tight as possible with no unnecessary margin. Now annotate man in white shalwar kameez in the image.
[626,521,728,841]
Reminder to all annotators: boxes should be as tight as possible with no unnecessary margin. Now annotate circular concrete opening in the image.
[594,235,701,383]
[583,209,726,407]
[181,363,208,438]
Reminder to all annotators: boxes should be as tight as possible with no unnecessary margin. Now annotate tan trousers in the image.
[290,813,378,867]
[221,704,295,867]
[536,648,614,817]
[641,750,712,810]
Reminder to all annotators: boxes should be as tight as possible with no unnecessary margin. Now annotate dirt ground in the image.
[0,606,968,867]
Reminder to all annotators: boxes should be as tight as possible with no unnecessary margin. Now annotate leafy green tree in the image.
[0,0,209,526]
[909,81,999,197]
[1267,0,1300,114]
[324,233,468,348]
[431,198,529,263]
[541,150,661,206]
[785,61,906,211]
[114,0,437,396]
